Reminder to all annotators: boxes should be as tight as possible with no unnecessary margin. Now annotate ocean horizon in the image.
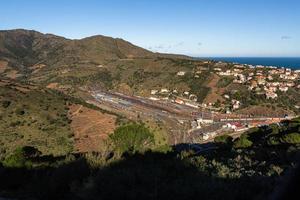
[199,57,300,69]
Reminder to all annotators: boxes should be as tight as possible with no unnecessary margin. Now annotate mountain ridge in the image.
[0,29,190,67]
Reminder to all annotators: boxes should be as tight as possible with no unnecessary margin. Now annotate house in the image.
[267,75,273,81]
[224,94,230,99]
[177,71,186,76]
[160,88,169,93]
[256,76,266,85]
[286,82,295,87]
[149,97,159,101]
[268,86,277,92]
[189,94,198,102]
[279,86,288,92]
[151,90,158,95]
[231,100,240,110]
[214,68,222,71]
[185,101,199,108]
[218,70,232,76]
[266,91,278,99]
[183,91,189,96]
[223,122,243,131]
[249,80,258,90]
[175,98,184,105]
[197,118,213,124]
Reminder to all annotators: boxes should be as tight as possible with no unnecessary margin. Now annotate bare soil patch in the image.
[203,74,225,104]
[46,82,59,89]
[69,104,117,152]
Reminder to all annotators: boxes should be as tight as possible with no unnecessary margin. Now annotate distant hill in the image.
[0,29,156,69]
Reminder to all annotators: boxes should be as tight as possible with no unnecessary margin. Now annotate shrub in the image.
[280,133,300,144]
[269,124,280,135]
[267,136,281,146]
[1,100,11,108]
[110,123,154,154]
[214,135,233,145]
[15,108,25,115]
[2,146,41,168]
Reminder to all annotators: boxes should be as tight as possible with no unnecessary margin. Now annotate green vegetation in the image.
[214,134,233,149]
[2,146,40,168]
[110,123,154,154]
[0,85,74,157]
[233,134,253,148]
[280,133,300,144]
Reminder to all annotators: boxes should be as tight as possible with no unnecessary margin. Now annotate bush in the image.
[15,108,25,115]
[233,135,253,149]
[214,135,233,145]
[267,136,281,146]
[1,100,11,108]
[280,133,300,144]
[2,146,41,168]
[110,123,154,154]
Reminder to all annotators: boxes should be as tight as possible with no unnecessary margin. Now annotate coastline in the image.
[199,57,300,69]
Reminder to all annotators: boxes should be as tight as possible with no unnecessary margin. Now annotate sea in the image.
[199,57,300,69]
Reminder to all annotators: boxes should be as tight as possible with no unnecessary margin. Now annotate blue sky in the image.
[1,0,299,57]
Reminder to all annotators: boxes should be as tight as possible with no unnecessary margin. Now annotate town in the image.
[148,62,300,112]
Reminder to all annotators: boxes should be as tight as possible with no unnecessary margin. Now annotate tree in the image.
[214,135,233,149]
[233,135,253,149]
[110,123,154,154]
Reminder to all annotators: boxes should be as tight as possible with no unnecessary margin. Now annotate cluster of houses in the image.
[148,63,300,113]
[216,64,300,100]
[148,69,208,108]
[150,87,200,109]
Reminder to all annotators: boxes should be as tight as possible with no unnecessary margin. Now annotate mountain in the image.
[0,29,198,101]
[0,29,156,70]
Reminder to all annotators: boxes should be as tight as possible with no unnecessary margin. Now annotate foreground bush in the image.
[233,135,253,149]
[2,146,40,168]
[110,123,154,154]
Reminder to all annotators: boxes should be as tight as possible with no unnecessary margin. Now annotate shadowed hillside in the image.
[0,118,300,200]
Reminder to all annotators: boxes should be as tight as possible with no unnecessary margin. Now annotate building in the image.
[177,71,186,76]
[175,98,184,104]
[279,86,289,92]
[232,100,241,110]
[160,88,169,93]
[266,91,278,99]
[151,90,158,95]
[197,118,213,124]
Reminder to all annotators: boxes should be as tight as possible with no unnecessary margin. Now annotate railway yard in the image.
[87,89,294,145]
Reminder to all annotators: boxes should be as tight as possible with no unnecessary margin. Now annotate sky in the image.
[1,0,300,57]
